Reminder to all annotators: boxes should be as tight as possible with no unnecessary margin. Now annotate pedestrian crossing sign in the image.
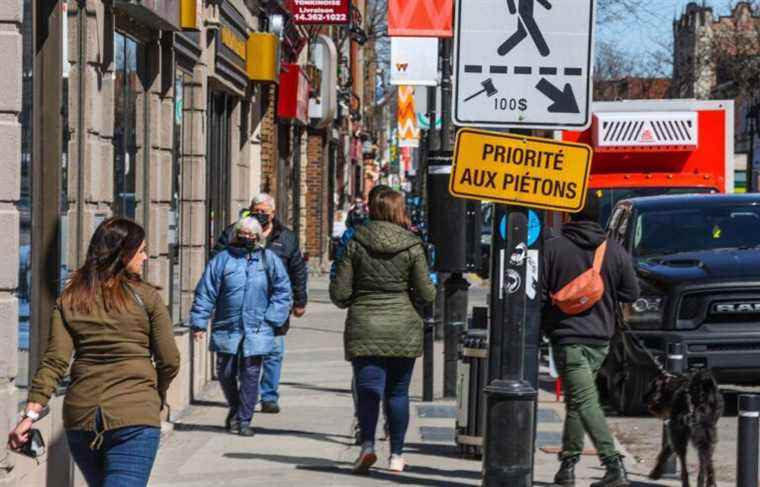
[453,0,595,129]
[449,129,592,212]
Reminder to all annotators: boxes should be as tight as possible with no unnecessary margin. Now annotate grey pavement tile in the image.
[419,426,456,442]
[417,404,458,418]
[537,408,562,423]
[536,431,562,448]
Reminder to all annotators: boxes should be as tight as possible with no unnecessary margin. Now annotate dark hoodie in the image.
[541,221,639,346]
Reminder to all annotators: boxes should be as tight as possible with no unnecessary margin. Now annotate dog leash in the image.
[615,304,673,377]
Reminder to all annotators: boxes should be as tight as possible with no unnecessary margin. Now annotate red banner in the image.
[388,0,453,37]
[287,0,350,25]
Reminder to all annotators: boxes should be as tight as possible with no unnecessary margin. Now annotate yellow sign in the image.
[450,129,592,212]
[180,0,202,30]
[247,33,279,83]
[221,26,247,62]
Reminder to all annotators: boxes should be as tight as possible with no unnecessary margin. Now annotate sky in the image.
[597,0,737,76]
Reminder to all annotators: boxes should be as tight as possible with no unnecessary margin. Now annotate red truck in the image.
[561,99,735,226]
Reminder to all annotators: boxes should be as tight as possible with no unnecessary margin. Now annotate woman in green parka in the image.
[330,189,436,474]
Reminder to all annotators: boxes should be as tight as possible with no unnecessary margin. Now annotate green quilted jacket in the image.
[330,221,436,359]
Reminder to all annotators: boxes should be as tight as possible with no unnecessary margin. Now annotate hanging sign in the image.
[287,0,350,24]
[390,37,439,86]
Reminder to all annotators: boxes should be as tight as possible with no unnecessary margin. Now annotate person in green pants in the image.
[542,207,639,487]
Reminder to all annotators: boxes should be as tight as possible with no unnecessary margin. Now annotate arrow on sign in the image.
[536,78,579,114]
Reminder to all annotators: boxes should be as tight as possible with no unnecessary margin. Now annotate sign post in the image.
[450,129,591,486]
[453,0,595,129]
[450,0,595,483]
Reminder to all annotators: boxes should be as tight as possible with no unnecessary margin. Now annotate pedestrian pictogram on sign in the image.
[453,0,595,129]
[449,129,593,212]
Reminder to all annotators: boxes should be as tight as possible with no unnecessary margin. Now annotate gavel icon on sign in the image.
[464,78,498,102]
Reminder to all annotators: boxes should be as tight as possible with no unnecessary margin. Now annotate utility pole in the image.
[439,37,453,151]
[747,100,758,193]
[438,34,468,399]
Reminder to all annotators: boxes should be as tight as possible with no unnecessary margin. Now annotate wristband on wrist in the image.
[20,410,40,422]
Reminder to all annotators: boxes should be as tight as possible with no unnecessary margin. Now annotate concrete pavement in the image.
[149,276,719,486]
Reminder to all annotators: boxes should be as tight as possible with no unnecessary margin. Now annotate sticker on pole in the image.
[449,129,592,212]
[453,0,595,129]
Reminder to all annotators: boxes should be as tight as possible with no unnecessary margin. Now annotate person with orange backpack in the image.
[541,207,639,487]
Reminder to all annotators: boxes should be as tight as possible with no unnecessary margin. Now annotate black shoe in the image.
[239,425,256,437]
[261,402,280,414]
[590,454,630,487]
[553,455,579,486]
[225,410,240,434]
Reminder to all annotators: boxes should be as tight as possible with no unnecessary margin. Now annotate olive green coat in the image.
[28,282,180,433]
[330,221,436,359]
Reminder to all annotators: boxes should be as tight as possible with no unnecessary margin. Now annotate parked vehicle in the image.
[598,193,760,415]
[562,99,734,226]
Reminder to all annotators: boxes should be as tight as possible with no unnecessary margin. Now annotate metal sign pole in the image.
[483,203,540,487]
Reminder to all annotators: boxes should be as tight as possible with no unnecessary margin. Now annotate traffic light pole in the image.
[483,204,541,487]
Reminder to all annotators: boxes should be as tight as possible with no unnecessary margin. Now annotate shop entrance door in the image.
[206,92,232,255]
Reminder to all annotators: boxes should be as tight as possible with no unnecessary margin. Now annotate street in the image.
[610,392,759,485]
[148,276,731,487]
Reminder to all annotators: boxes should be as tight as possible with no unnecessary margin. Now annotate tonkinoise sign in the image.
[287,0,350,25]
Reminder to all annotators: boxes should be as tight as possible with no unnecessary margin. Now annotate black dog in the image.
[645,369,724,487]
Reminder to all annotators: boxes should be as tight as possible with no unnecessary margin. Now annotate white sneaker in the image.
[352,447,377,474]
[389,454,405,472]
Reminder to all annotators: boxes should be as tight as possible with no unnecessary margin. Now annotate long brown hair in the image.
[369,190,411,228]
[61,218,146,314]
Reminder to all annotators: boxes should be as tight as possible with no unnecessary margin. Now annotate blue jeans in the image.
[67,420,160,487]
[217,352,263,425]
[260,335,284,404]
[353,356,415,455]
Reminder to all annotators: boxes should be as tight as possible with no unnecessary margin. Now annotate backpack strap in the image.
[592,241,608,273]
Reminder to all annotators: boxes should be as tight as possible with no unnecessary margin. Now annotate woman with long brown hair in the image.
[7,218,180,486]
[330,190,436,474]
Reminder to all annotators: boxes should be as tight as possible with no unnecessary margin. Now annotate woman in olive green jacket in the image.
[330,190,435,474]
[7,218,180,487]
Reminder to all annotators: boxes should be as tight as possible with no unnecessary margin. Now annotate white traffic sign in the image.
[453,0,595,130]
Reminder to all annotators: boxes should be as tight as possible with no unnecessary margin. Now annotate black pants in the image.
[217,352,264,426]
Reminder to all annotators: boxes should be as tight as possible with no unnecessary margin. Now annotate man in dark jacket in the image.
[212,194,308,414]
[541,207,639,487]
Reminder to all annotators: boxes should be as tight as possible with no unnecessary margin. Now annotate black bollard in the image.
[423,304,436,402]
[444,273,469,398]
[660,342,684,476]
[737,394,760,487]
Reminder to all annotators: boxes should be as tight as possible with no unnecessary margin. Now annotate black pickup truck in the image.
[598,193,760,415]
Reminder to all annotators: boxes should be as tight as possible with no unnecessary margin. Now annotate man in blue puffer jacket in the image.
[188,216,292,437]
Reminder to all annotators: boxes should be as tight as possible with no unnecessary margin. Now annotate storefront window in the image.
[18,0,70,393]
[170,71,191,323]
[113,32,140,219]
[18,0,32,390]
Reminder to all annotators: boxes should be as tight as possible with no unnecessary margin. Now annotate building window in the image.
[18,0,70,394]
[170,70,192,323]
[113,32,140,219]
[18,0,32,392]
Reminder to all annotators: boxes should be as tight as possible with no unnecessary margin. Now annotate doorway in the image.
[206,92,233,255]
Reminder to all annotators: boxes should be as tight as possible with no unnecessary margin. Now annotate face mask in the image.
[238,236,259,251]
[253,213,271,227]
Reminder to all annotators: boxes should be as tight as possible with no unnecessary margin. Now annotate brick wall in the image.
[304,129,329,268]
[259,84,278,196]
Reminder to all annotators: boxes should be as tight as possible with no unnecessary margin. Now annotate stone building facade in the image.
[673,2,760,99]
[0,0,372,485]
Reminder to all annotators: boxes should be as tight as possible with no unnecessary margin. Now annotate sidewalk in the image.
[149,277,712,486]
